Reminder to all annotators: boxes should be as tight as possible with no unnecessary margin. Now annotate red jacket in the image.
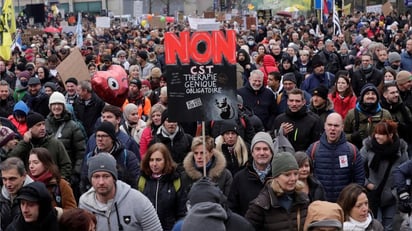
[328,92,357,119]
[259,55,279,86]
[8,115,28,136]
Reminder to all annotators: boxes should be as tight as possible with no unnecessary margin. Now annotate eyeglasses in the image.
[119,55,126,58]
[96,134,110,139]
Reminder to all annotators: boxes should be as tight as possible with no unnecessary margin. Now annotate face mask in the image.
[391,64,399,69]
[20,81,28,87]
[248,41,255,46]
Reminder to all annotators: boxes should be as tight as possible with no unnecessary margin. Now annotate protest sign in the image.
[96,16,111,28]
[164,30,238,122]
[56,48,89,84]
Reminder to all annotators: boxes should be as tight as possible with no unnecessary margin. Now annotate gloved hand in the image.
[398,191,411,213]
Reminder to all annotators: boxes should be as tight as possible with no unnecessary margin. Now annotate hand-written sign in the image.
[164,30,238,122]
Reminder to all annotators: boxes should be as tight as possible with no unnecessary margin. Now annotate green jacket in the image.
[45,111,86,175]
[8,135,72,179]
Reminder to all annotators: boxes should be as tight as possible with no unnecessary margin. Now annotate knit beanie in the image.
[271,152,299,177]
[282,72,297,84]
[188,177,226,205]
[0,126,16,147]
[388,52,401,63]
[141,79,151,89]
[161,109,169,124]
[396,71,412,85]
[129,78,142,89]
[48,91,66,108]
[251,132,276,154]
[96,121,117,141]
[87,152,118,180]
[44,82,56,92]
[219,119,239,135]
[150,67,162,78]
[26,112,45,129]
[17,70,31,80]
[359,83,379,102]
[312,85,329,100]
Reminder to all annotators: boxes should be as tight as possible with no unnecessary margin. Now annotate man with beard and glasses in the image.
[344,84,392,149]
[238,70,277,131]
[351,53,384,96]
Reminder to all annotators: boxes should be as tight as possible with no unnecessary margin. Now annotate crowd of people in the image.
[0,7,412,231]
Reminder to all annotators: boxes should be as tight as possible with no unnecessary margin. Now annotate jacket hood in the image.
[13,101,29,115]
[183,149,227,181]
[80,180,131,214]
[182,202,227,231]
[262,54,276,67]
[304,200,343,231]
[1,175,33,200]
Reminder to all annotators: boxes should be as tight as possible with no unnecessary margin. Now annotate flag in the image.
[323,0,329,15]
[0,0,16,60]
[76,12,83,48]
[333,0,342,35]
[11,31,22,52]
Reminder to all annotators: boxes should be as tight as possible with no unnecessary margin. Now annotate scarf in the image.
[357,102,381,117]
[343,214,373,230]
[30,170,53,184]
[369,136,400,171]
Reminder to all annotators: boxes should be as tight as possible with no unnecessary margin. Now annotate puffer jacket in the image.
[138,171,187,231]
[306,132,365,202]
[245,181,309,231]
[46,110,86,175]
[0,95,15,118]
[328,92,357,119]
[182,150,233,196]
[259,54,279,86]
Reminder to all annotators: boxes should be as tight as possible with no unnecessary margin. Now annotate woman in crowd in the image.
[182,136,233,196]
[28,147,77,211]
[139,103,166,157]
[138,143,187,231]
[245,152,309,230]
[257,44,268,56]
[120,103,146,144]
[337,183,384,231]
[214,120,249,176]
[360,120,408,230]
[293,151,325,202]
[128,64,142,81]
[328,72,357,119]
[383,69,397,84]
[59,208,96,231]
[278,55,302,87]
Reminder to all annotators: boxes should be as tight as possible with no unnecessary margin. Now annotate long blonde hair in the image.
[215,135,249,166]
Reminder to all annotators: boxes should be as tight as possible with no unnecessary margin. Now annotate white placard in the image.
[96,16,111,28]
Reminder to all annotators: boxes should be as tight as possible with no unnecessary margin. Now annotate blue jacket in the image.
[401,51,412,72]
[301,72,335,95]
[238,83,277,130]
[306,132,365,202]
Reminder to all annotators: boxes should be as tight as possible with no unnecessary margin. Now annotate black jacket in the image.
[73,93,105,137]
[0,95,15,118]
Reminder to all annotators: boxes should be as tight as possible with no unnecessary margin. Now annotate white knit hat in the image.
[48,91,66,108]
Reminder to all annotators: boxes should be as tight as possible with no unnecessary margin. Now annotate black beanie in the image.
[96,121,117,141]
[360,83,379,102]
[161,109,169,124]
[26,112,45,128]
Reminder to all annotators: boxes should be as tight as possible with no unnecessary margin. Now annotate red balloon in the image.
[91,65,129,107]
[166,17,174,23]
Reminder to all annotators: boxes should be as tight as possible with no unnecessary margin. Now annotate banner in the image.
[76,12,83,48]
[0,0,16,60]
[164,30,238,122]
[333,1,341,35]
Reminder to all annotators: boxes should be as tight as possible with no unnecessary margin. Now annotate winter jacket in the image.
[316,50,342,74]
[273,107,322,151]
[0,95,15,118]
[401,51,412,72]
[259,55,279,86]
[328,92,357,119]
[13,85,27,102]
[215,135,249,176]
[86,129,141,161]
[9,100,29,136]
[344,105,392,148]
[245,181,309,231]
[238,82,277,130]
[8,136,72,179]
[306,175,326,202]
[73,93,105,137]
[46,110,86,175]
[138,172,187,231]
[351,67,383,96]
[380,96,412,143]
[151,125,193,165]
[228,162,272,216]
[301,71,335,94]
[306,132,365,202]
[182,150,233,196]
[360,136,408,207]
[120,119,146,144]
[79,180,162,231]
[394,160,412,193]
[22,92,50,117]
[276,89,311,116]
[0,176,33,230]
[140,125,156,158]
[80,141,139,193]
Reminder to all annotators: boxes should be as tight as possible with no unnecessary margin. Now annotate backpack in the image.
[137,176,181,192]
[310,140,357,180]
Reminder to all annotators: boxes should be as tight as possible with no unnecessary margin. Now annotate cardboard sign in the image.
[56,48,90,84]
[382,2,393,16]
[150,16,165,29]
[21,29,43,45]
[204,12,215,18]
[164,30,238,122]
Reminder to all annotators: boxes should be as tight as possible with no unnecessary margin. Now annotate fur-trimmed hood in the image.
[183,148,227,181]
